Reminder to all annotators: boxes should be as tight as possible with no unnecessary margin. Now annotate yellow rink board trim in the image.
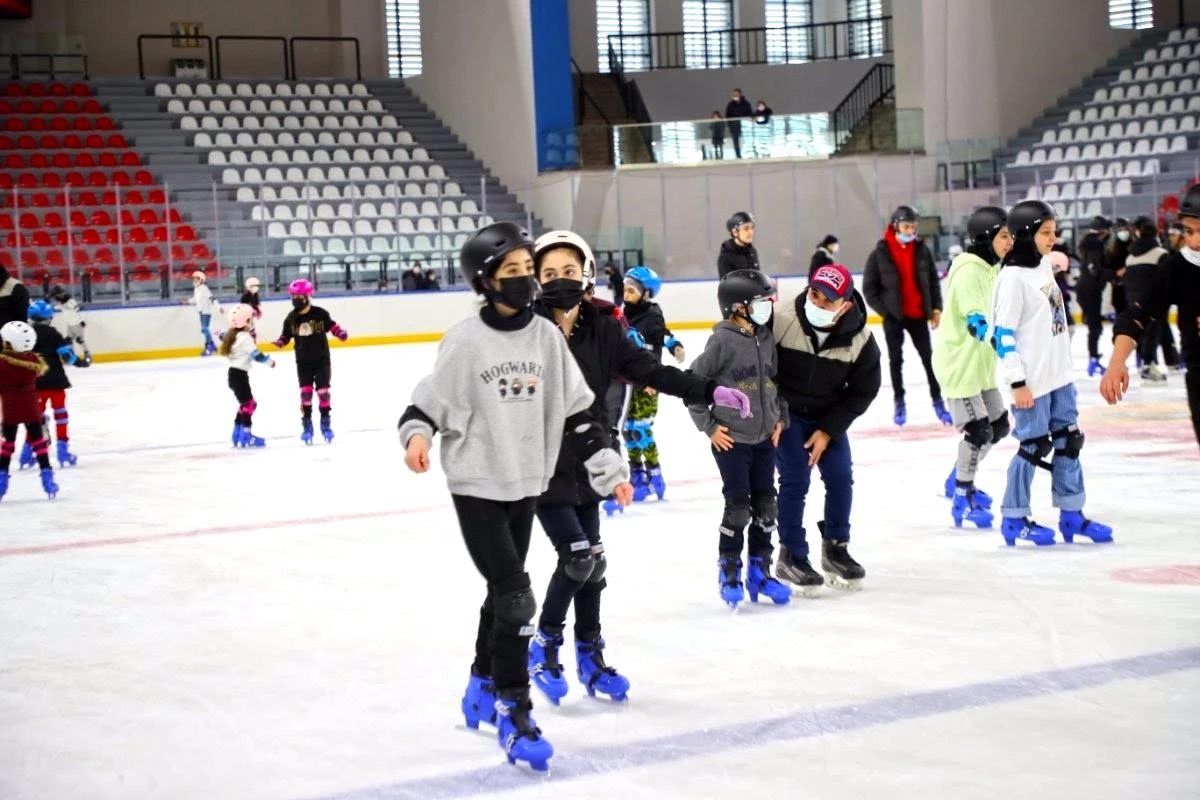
[86,311,1181,364]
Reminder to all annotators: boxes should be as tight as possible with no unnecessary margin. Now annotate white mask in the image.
[1181,247,1200,267]
[829,243,840,254]
[805,300,841,329]
[748,299,773,326]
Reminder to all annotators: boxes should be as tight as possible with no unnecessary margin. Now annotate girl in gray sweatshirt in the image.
[397,222,627,773]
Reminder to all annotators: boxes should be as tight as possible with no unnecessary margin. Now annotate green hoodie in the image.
[931,252,1000,398]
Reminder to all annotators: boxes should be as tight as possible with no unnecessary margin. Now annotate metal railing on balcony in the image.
[606,16,892,72]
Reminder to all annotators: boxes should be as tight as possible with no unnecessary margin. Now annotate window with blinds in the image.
[597,0,651,72]
[847,0,884,58]
[385,0,422,78]
[683,0,734,69]
[765,0,813,64]
[1108,0,1153,29]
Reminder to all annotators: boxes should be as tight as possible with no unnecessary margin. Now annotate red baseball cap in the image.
[810,264,853,301]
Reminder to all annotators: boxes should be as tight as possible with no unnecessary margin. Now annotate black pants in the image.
[605,383,627,438]
[1111,283,1127,315]
[882,316,941,402]
[1138,320,1180,366]
[712,439,777,558]
[536,501,604,638]
[227,368,254,427]
[1,421,51,471]
[451,494,537,691]
[1077,287,1104,359]
[1188,362,1200,451]
[729,122,742,157]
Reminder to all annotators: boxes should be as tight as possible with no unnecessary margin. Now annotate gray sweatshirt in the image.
[398,313,595,501]
[687,320,786,444]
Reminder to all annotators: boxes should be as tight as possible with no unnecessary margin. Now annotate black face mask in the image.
[292,297,308,310]
[491,275,541,310]
[540,278,586,310]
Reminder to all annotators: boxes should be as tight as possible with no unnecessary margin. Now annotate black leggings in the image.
[1076,288,1105,360]
[1188,363,1200,451]
[882,315,941,402]
[451,494,537,691]
[1,421,51,471]
[536,502,604,639]
[228,368,255,427]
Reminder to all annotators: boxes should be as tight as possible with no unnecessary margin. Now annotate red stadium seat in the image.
[63,134,82,148]
[145,190,166,205]
[44,212,63,228]
[96,118,116,131]
[151,225,167,242]
[175,225,196,241]
[142,245,164,264]
[107,134,127,148]
[0,213,11,229]
[104,228,120,245]
[31,230,52,247]
[80,229,100,245]
[0,134,11,148]
[121,152,140,166]
[41,173,62,188]
[0,174,11,190]
[21,251,39,269]
[49,153,69,168]
[19,212,39,229]
[121,246,139,264]
[94,247,115,265]
[64,172,84,187]
[71,117,90,131]
[45,249,64,268]
[51,118,70,131]
[4,153,21,169]
[69,210,86,227]
[127,227,147,243]
[138,208,158,225]
[38,134,56,148]
[166,208,183,224]
[0,101,10,114]
[190,242,213,260]
[55,99,73,113]
[82,99,102,113]
[87,171,107,187]
[49,83,67,97]
[70,83,89,97]
[98,152,117,167]
[76,152,95,167]
[84,134,104,148]
[30,192,52,207]
[118,209,135,226]
[17,135,35,148]
[3,83,22,96]
[90,210,111,226]
[111,171,130,186]
[134,170,153,186]
[0,251,12,270]
[124,190,145,205]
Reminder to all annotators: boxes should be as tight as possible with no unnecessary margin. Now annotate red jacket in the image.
[883,226,925,319]
[0,350,47,424]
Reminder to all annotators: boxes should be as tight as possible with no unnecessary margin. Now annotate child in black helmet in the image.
[397,221,628,772]
[992,201,1113,548]
[863,204,950,426]
[718,211,760,277]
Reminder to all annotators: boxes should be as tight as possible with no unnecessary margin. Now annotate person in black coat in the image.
[602,262,624,307]
[0,266,31,328]
[1076,216,1115,375]
[1122,217,1178,378]
[809,234,838,277]
[724,88,752,158]
[526,230,750,706]
[751,99,773,157]
[717,211,759,277]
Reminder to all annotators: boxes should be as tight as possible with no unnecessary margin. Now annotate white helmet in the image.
[191,270,207,282]
[227,303,255,329]
[1,320,37,353]
[244,276,261,292]
[533,230,597,291]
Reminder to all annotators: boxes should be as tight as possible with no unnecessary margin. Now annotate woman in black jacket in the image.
[527,230,750,707]
[809,234,838,277]
[1123,217,1178,379]
[1076,216,1115,376]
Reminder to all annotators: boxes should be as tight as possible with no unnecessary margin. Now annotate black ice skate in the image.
[775,547,824,598]
[820,537,865,592]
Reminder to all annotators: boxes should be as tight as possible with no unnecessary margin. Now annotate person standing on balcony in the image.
[705,111,726,160]
[862,204,950,427]
[724,89,752,159]
[752,99,773,157]
[718,212,759,278]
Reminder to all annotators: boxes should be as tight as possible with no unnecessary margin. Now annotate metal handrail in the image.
[215,36,288,79]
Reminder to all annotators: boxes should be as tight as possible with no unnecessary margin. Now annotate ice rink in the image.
[1,324,1198,800]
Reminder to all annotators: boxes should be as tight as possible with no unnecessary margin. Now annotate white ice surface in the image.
[0,327,1197,800]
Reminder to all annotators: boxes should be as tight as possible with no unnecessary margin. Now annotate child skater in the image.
[991,200,1113,547]
[218,304,275,448]
[527,230,750,704]
[187,270,219,357]
[20,300,84,469]
[398,222,628,772]
[240,277,263,338]
[0,321,58,500]
[688,269,792,608]
[49,285,91,364]
[621,265,687,501]
[931,206,1013,528]
[273,279,348,444]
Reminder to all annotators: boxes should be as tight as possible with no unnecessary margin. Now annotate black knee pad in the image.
[1052,424,1085,459]
[990,412,1011,444]
[963,417,992,448]
[493,580,536,629]
[720,498,752,536]
[1018,434,1053,470]
[557,541,596,584]
[588,552,607,585]
[750,492,778,531]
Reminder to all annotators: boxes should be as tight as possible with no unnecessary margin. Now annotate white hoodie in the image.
[991,254,1073,399]
[190,282,217,315]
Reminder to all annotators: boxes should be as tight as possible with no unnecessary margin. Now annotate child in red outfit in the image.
[0,321,59,500]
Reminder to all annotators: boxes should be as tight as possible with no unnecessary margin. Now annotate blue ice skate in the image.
[40,468,58,499]
[201,341,216,357]
[951,486,993,529]
[0,471,8,501]
[1001,517,1055,547]
[602,496,624,517]
[56,440,77,467]
[528,627,569,706]
[718,556,744,608]
[301,418,314,445]
[461,669,497,730]
[320,416,334,443]
[944,468,993,508]
[18,442,35,470]
[933,398,953,425]
[495,689,553,771]
[1058,511,1113,544]
[893,398,906,426]
[647,465,666,500]
[746,555,792,605]
[630,466,650,502]
[1087,357,1106,377]
[575,635,629,702]
[234,426,266,448]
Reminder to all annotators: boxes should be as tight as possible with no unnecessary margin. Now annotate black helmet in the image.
[1090,215,1113,231]
[726,211,754,233]
[717,269,774,318]
[459,221,534,291]
[1114,216,1130,229]
[1179,183,1200,219]
[891,204,920,224]
[967,206,1007,244]
[1007,200,1055,239]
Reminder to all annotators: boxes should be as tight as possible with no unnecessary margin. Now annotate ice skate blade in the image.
[825,573,862,592]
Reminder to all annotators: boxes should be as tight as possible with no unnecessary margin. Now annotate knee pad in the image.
[1017,434,1053,471]
[1052,424,1085,459]
[990,412,1011,444]
[750,492,778,532]
[720,498,752,536]
[557,541,595,584]
[962,417,992,448]
[626,420,654,449]
[588,548,607,585]
[493,585,536,629]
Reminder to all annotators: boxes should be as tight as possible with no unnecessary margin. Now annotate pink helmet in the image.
[228,304,255,329]
[1048,251,1070,274]
[289,278,315,296]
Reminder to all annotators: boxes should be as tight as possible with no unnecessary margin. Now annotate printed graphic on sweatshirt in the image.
[1041,281,1069,337]
[730,363,762,394]
[482,360,544,401]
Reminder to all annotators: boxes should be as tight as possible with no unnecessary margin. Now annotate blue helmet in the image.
[28,299,55,321]
[624,265,661,299]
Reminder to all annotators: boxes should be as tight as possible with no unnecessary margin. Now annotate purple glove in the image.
[331,324,349,342]
[713,386,752,419]
[272,338,286,349]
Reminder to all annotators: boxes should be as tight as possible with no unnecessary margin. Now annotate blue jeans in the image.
[1001,383,1085,519]
[775,413,854,559]
[199,312,213,345]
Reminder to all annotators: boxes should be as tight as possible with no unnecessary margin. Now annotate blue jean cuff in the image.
[1052,493,1085,512]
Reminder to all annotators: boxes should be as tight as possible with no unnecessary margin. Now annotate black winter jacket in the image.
[32,323,72,391]
[1122,237,1169,307]
[1075,232,1113,295]
[809,247,835,278]
[862,238,942,321]
[1114,248,1200,365]
[0,268,31,328]
[718,238,760,278]
[772,289,882,439]
[536,301,716,506]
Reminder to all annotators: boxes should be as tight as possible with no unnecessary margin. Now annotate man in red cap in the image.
[770,263,881,595]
